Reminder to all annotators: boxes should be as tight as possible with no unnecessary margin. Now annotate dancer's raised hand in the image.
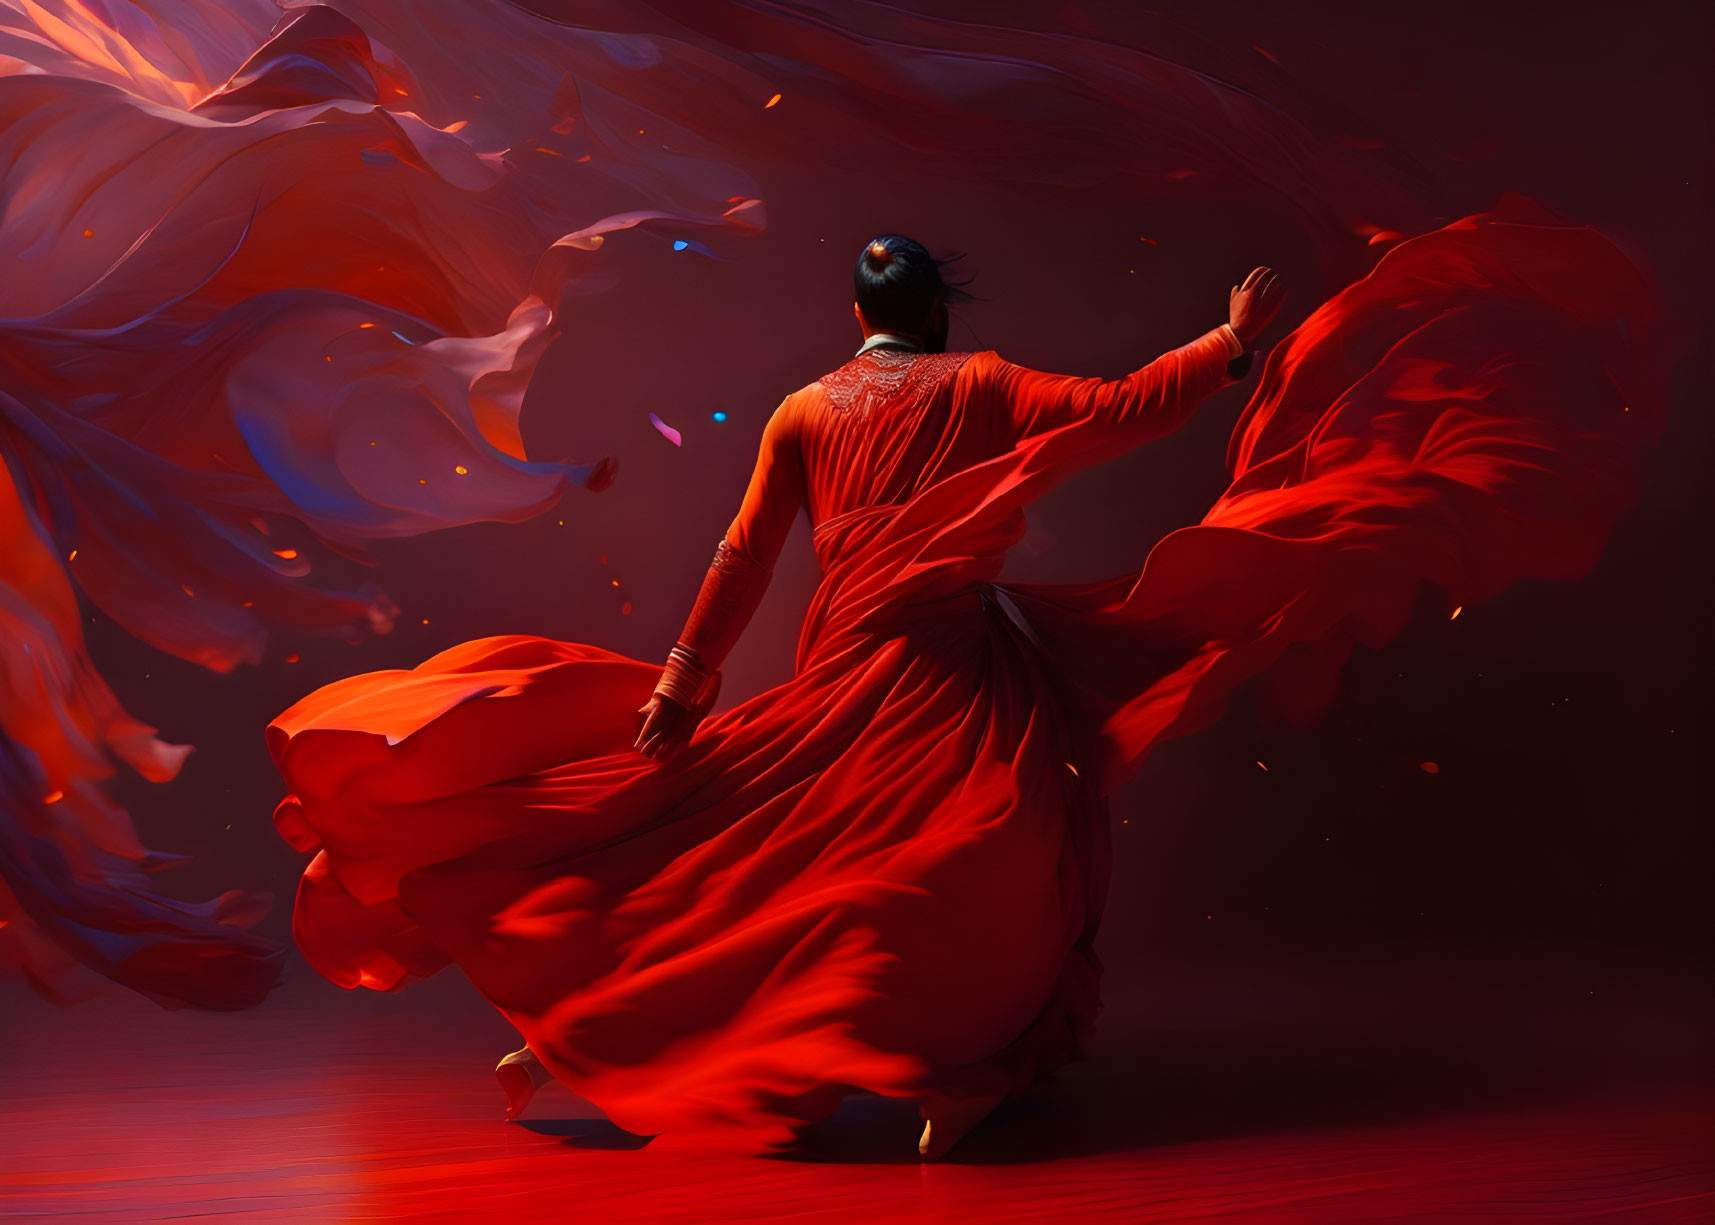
[1229,266,1286,344]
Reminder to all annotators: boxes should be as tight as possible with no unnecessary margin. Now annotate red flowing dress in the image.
[269,207,1658,1150]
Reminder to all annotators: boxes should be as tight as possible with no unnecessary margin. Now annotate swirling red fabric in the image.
[0,1,759,1006]
[268,203,1658,1145]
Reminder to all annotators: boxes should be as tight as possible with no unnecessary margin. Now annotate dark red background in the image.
[96,0,1708,994]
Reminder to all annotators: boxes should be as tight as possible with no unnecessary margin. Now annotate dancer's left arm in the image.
[635,400,805,761]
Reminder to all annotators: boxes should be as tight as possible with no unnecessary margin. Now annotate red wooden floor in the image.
[2,952,1709,1223]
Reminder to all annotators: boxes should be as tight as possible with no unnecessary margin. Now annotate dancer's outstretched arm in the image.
[992,266,1284,451]
[634,400,805,761]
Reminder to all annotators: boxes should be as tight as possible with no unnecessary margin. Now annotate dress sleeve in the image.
[723,396,806,570]
[660,397,805,695]
[988,326,1244,452]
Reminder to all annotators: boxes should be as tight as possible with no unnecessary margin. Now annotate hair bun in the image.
[866,240,893,266]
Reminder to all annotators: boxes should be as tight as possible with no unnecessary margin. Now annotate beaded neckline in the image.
[818,350,966,420]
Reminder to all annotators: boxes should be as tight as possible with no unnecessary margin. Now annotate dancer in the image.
[272,206,1654,1159]
[274,234,1279,1159]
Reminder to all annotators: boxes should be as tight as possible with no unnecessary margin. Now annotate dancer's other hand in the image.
[1229,266,1286,344]
[634,670,720,762]
[635,694,691,761]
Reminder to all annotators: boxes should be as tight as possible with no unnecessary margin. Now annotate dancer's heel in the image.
[496,1046,552,1121]
[917,1094,998,1161]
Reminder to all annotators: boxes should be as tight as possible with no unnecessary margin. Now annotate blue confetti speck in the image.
[672,240,688,251]
[712,411,727,422]
[391,331,414,345]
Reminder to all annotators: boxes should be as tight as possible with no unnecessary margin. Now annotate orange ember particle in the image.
[575,154,592,162]
[285,653,300,663]
[393,87,408,96]
[272,548,298,559]
[418,478,427,485]
[765,93,782,108]
[182,585,194,596]
[359,322,376,329]
[1419,761,1439,774]
[1257,761,1268,771]
[1066,762,1079,776]
[1450,605,1463,620]
[1137,236,1157,244]
[82,228,93,237]
[67,550,77,561]
[445,120,468,133]
[610,579,620,588]
[455,465,468,475]
[324,355,332,362]
[44,791,64,804]
[537,147,566,158]
[242,601,254,608]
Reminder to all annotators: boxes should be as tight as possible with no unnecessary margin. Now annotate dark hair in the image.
[853,234,973,334]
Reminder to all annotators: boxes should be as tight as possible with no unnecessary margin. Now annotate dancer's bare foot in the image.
[496,1046,552,1121]
[917,1095,998,1161]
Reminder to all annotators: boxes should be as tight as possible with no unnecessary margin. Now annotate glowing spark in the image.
[1256,761,1268,771]
[454,465,468,475]
[1450,605,1462,620]
[1065,762,1079,776]
[44,791,64,804]
[272,548,298,559]
[67,550,77,561]
[285,652,300,663]
[82,228,93,237]
[765,93,782,108]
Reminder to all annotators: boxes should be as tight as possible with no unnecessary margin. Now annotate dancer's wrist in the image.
[654,644,713,708]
